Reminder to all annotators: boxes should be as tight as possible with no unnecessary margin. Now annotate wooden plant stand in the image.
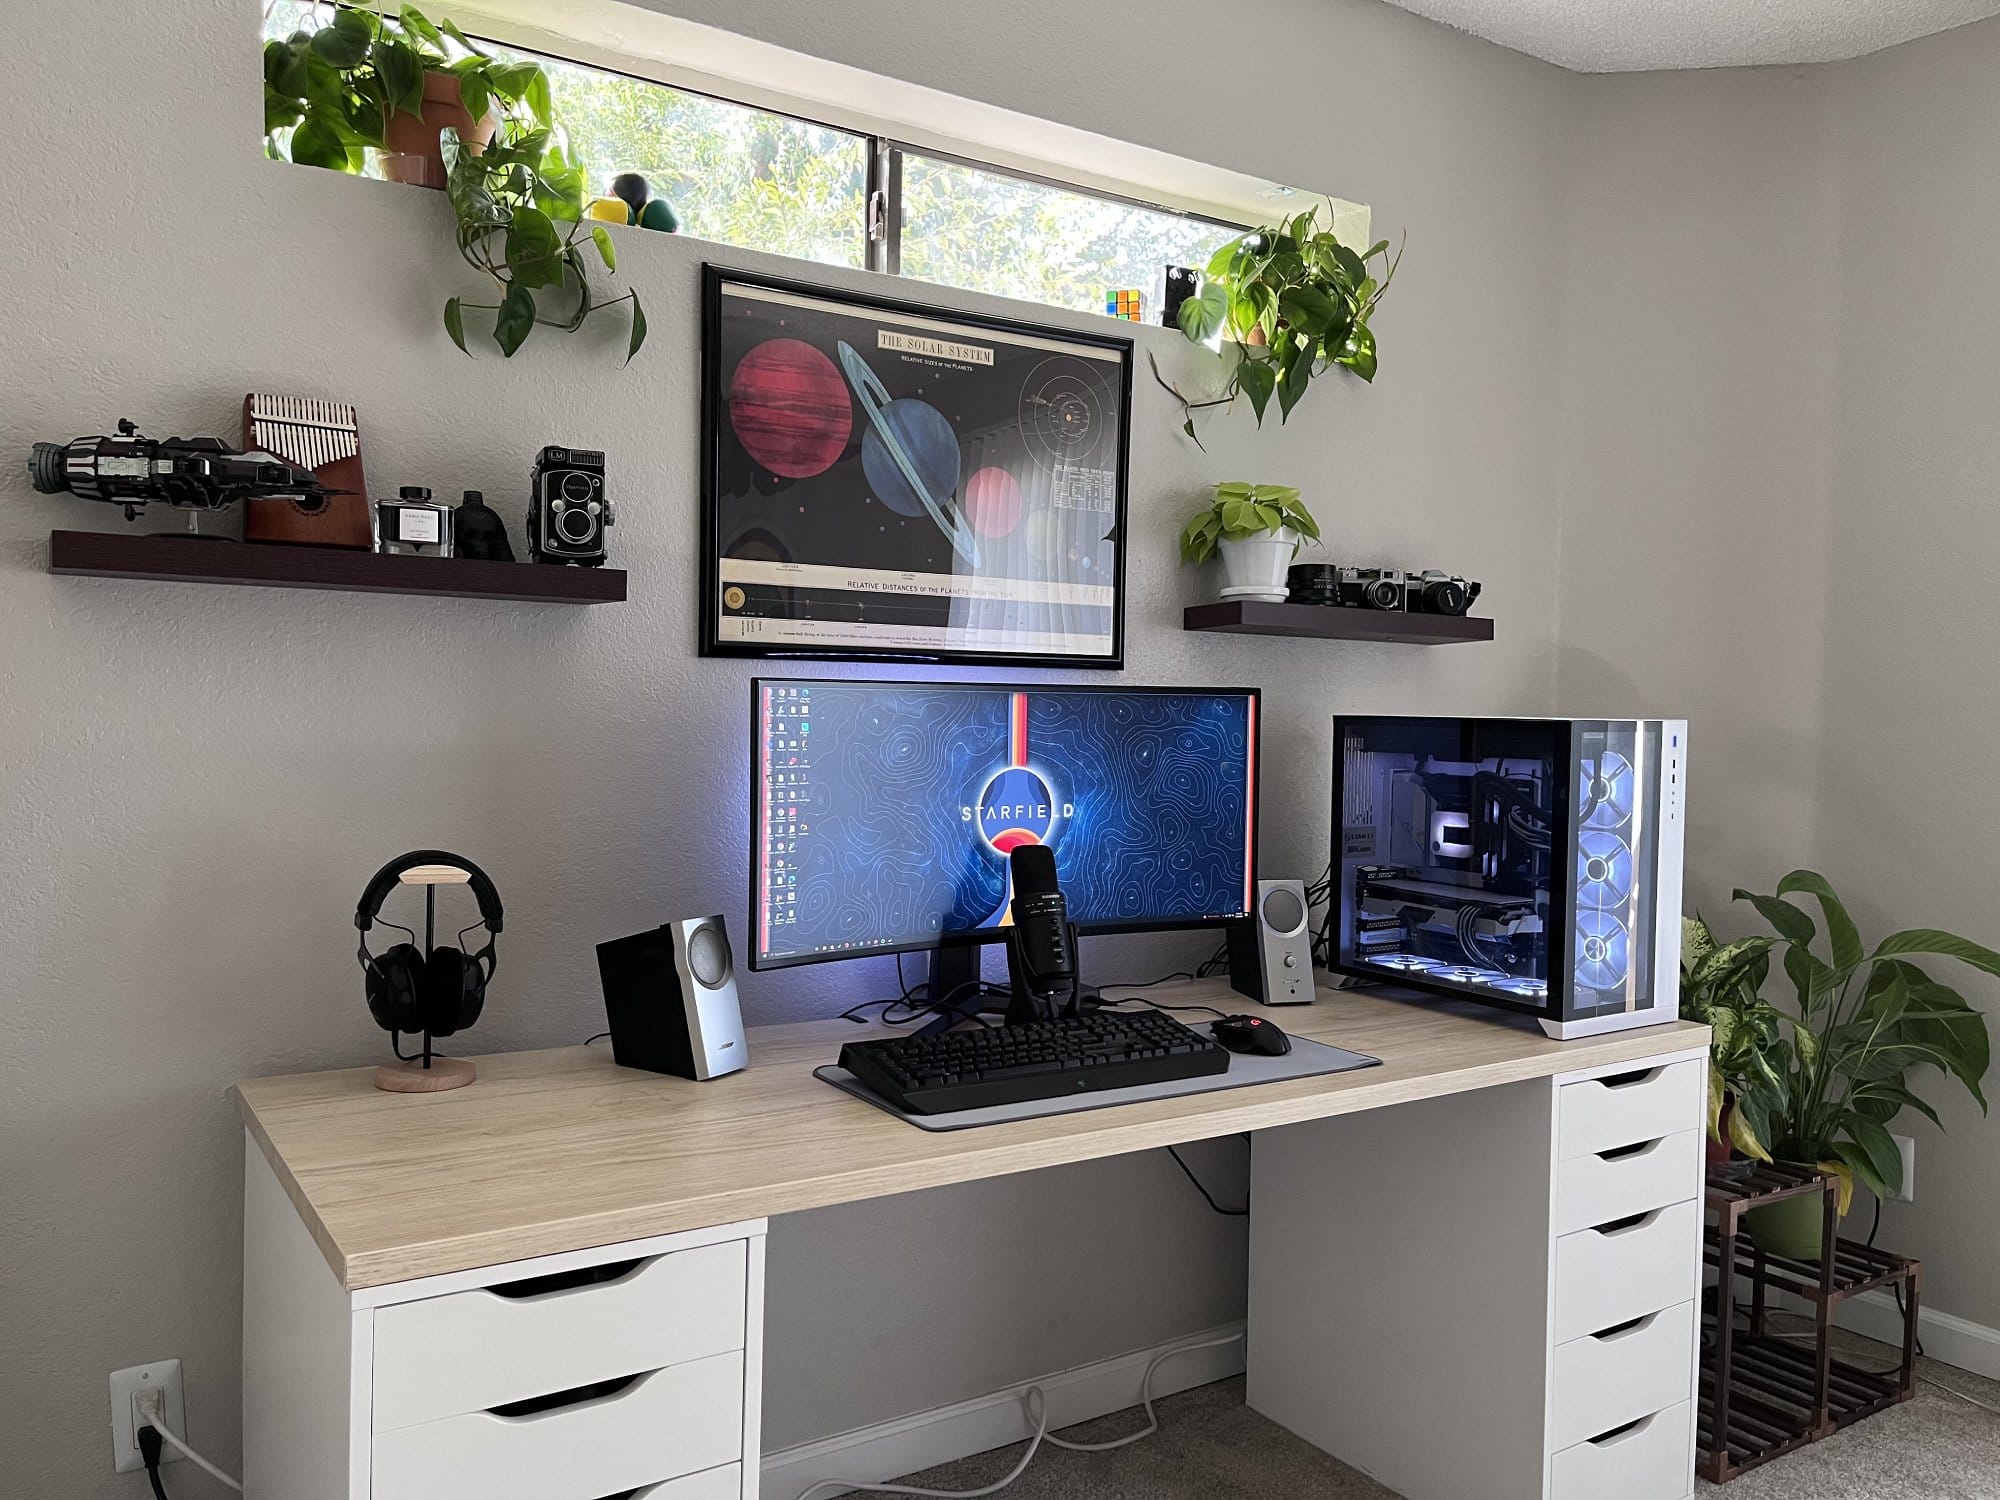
[1698,1162,1920,1483]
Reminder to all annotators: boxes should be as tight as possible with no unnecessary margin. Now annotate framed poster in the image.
[701,266,1132,667]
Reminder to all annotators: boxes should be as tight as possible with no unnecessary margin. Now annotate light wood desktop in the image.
[236,980,1710,1500]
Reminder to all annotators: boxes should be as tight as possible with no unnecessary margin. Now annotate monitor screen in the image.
[751,680,1259,969]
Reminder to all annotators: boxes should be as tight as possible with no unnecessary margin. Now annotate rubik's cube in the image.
[1106,289,1145,322]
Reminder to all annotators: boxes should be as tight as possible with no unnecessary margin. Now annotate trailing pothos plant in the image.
[1156,203,1401,446]
[1177,483,1319,566]
[263,5,551,172]
[442,125,647,361]
[1682,871,1995,1212]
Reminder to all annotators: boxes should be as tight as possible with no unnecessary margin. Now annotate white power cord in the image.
[136,1386,244,1493]
[796,1329,1245,1500]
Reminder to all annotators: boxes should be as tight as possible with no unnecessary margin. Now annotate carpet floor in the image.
[890,1339,2000,1499]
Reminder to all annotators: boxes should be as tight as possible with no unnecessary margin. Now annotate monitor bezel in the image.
[749,677,1262,972]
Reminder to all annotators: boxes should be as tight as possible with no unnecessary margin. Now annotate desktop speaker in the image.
[1227,879,1318,1007]
[596,917,748,1081]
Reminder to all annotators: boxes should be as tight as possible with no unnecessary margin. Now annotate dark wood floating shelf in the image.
[1183,600,1494,644]
[47,530,625,604]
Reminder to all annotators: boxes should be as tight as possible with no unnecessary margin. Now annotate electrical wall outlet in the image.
[1891,1133,1916,1203]
[109,1359,185,1474]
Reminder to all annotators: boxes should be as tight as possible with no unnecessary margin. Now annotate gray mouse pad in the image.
[814,1035,1381,1131]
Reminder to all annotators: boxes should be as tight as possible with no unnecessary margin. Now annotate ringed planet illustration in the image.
[836,340,981,567]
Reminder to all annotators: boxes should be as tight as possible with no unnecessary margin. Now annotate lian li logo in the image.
[879,330,993,366]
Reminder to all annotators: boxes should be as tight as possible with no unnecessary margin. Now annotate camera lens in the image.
[1365,579,1400,609]
[28,442,68,494]
[1424,579,1468,615]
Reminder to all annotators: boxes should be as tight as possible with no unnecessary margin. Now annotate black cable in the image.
[140,1426,169,1500]
[1166,1143,1248,1217]
[584,1031,611,1045]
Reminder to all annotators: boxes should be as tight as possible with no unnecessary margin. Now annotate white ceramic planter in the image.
[1216,527,1300,603]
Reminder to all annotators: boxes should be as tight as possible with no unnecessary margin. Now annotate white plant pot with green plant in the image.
[1179,483,1320,603]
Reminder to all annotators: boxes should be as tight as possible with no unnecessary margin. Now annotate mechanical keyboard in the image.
[837,1008,1230,1115]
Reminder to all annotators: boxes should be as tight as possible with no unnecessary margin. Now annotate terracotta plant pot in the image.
[380,71,496,189]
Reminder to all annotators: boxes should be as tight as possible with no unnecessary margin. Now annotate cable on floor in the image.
[794,1330,1246,1500]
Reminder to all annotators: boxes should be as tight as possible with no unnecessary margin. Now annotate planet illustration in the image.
[964,466,1024,538]
[837,341,980,567]
[728,339,852,480]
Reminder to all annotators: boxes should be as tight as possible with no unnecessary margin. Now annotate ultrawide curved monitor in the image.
[751,680,1260,970]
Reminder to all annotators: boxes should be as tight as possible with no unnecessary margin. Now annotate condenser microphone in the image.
[1008,844,1075,999]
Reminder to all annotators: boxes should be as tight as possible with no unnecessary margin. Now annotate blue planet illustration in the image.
[836,340,980,567]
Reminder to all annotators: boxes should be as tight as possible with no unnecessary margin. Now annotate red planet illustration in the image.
[728,338,853,479]
[964,465,1024,537]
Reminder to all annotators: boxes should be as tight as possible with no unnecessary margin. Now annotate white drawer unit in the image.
[1555,1130,1702,1236]
[1548,1301,1697,1451]
[372,1352,746,1500]
[1549,1401,1696,1500]
[373,1241,749,1430]
[242,1138,767,1500]
[1554,1191,1701,1344]
[1557,1060,1704,1160]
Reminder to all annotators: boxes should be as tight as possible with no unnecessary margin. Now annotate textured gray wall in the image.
[0,0,1573,1489]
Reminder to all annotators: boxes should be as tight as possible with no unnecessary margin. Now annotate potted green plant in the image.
[441,123,646,361]
[1156,204,1401,445]
[1679,914,1789,1171]
[1178,483,1319,602]
[1691,872,1995,1260]
[263,6,551,188]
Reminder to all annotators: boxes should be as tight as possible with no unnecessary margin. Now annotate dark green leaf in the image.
[440,18,489,56]
[1277,284,1338,337]
[1337,324,1377,381]
[399,5,445,49]
[487,60,541,103]
[1235,359,1276,424]
[275,36,314,96]
[1830,1139,1892,1202]
[493,282,536,356]
[263,39,291,87]
[290,116,352,171]
[1843,1116,1905,1198]
[1365,239,1391,259]
[311,9,375,68]
[376,36,426,119]
[625,288,647,364]
[1873,929,2000,978]
[1333,244,1368,285]
[505,206,564,289]
[1735,888,1818,947]
[443,297,470,356]
[264,90,305,134]
[1776,871,1864,971]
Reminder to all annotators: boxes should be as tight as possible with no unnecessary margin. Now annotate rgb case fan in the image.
[1331,716,1687,1038]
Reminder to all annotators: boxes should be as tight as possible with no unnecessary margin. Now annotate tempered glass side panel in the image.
[1564,720,1666,1023]
[1333,717,1568,1016]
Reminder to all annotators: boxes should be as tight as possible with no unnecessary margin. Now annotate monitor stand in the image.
[913,944,987,1037]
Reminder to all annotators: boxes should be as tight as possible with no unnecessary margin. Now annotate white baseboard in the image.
[1834,1290,2000,1383]
[759,1322,1247,1500]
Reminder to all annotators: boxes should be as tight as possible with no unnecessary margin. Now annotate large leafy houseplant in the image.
[1686,871,1994,1214]
[442,125,647,361]
[1158,204,1400,444]
[263,6,550,173]
[1679,914,1790,1160]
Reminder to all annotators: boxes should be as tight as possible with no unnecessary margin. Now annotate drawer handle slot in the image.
[1587,1311,1659,1343]
[1596,1137,1662,1163]
[1586,1412,1657,1448]
[1595,1067,1662,1091]
[1588,1209,1661,1238]
[487,1372,642,1420]
[486,1257,650,1301]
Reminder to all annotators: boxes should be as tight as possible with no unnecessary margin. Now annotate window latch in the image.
[866,187,887,244]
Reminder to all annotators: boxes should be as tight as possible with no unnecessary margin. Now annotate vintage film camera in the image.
[1303,565,1482,615]
[526,446,613,566]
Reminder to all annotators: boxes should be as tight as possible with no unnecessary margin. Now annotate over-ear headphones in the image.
[354,850,504,1039]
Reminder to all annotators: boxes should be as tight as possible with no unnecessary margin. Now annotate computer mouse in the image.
[1211,1014,1291,1056]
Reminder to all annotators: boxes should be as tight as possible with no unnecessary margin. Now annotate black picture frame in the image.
[700,265,1133,668]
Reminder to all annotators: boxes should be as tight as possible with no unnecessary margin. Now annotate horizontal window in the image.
[259,4,1255,319]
